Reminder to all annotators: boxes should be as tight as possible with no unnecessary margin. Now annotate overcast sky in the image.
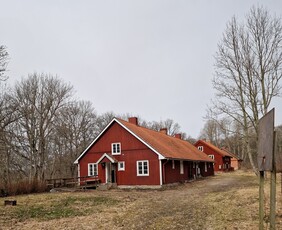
[1,0,282,137]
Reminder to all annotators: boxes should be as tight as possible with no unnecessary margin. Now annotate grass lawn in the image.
[0,171,281,229]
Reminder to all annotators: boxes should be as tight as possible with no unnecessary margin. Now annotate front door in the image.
[111,164,116,183]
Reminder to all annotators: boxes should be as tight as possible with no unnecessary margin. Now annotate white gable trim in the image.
[115,119,165,160]
[96,153,117,164]
[74,118,117,164]
[74,118,165,164]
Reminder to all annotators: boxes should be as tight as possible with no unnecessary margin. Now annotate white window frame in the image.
[208,154,214,160]
[111,143,121,155]
[88,163,98,176]
[198,146,204,152]
[180,160,184,174]
[137,160,149,176]
[172,160,175,169]
[118,161,125,171]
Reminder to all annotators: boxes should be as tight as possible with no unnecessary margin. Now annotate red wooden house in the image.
[74,117,214,188]
[194,140,233,172]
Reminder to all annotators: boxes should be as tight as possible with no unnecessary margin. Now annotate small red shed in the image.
[194,140,233,172]
[221,148,243,170]
[74,117,214,188]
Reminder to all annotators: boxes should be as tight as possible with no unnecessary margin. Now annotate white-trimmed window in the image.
[172,160,175,169]
[208,154,214,160]
[112,143,121,155]
[198,146,204,151]
[137,160,149,176]
[118,161,125,171]
[180,160,184,174]
[88,163,98,176]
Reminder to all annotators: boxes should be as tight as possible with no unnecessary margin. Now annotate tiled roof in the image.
[195,140,233,157]
[117,119,213,162]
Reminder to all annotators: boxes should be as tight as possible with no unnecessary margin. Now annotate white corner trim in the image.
[159,160,163,186]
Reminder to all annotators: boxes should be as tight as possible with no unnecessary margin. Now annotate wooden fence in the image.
[45,176,101,189]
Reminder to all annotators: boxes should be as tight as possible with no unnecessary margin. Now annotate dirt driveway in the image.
[2,171,281,230]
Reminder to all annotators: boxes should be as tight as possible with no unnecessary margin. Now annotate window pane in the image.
[144,167,148,174]
[138,162,143,174]
[89,164,93,176]
[144,162,148,174]
[94,164,97,175]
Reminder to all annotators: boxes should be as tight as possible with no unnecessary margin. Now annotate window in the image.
[137,160,149,176]
[172,160,175,169]
[112,143,121,155]
[118,161,125,171]
[88,163,98,176]
[208,155,214,160]
[180,160,184,174]
[198,146,203,151]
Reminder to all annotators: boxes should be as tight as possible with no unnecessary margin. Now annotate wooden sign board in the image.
[257,109,274,171]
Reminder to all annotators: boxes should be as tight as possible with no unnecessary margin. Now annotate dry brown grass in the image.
[0,171,281,230]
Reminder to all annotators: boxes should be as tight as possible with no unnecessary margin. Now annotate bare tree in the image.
[0,46,9,81]
[50,100,97,178]
[96,111,116,134]
[143,118,181,136]
[11,73,73,181]
[0,89,18,188]
[210,6,282,173]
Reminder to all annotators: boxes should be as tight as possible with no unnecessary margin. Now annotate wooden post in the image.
[270,170,276,229]
[259,170,265,230]
[270,131,277,230]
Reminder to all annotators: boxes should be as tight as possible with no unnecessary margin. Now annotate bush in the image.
[4,180,48,196]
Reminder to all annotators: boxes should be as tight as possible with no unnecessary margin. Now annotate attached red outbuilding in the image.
[74,117,214,188]
[194,140,236,172]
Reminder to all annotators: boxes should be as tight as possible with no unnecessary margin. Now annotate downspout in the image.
[162,159,169,185]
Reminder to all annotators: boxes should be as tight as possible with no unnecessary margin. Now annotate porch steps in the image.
[97,183,117,190]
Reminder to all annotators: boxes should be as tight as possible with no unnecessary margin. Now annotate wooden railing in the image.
[45,175,100,188]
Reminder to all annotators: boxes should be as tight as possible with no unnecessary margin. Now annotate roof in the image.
[221,148,242,161]
[195,140,234,158]
[74,118,214,164]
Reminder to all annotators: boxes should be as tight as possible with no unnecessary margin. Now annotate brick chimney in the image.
[175,133,182,139]
[160,128,168,135]
[128,117,138,125]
